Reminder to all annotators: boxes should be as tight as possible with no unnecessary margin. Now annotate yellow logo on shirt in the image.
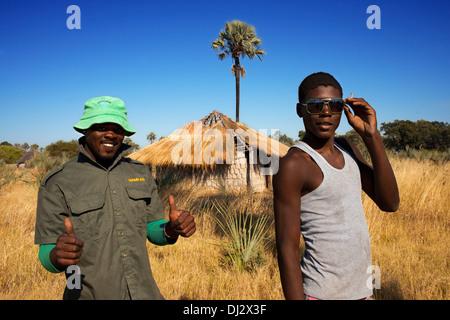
[128,178,145,182]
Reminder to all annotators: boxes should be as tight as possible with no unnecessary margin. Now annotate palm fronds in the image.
[212,20,266,61]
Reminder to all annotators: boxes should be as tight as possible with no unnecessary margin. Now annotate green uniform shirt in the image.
[35,138,165,300]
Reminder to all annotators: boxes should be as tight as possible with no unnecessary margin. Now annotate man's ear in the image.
[296,103,303,118]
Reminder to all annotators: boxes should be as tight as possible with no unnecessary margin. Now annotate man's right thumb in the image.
[65,217,76,236]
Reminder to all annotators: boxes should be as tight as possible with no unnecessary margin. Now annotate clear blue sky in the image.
[1,0,449,149]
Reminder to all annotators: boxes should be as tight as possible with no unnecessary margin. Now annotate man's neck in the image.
[302,134,336,153]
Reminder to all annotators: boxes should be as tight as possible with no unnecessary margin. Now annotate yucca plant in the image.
[213,199,271,271]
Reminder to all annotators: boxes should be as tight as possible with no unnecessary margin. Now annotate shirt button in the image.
[116,211,120,216]
[112,190,116,194]
[123,253,128,258]
[126,275,131,279]
[119,232,124,236]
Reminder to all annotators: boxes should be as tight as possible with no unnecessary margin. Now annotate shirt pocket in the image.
[66,192,108,241]
[125,185,152,226]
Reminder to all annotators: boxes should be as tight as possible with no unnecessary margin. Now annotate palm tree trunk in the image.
[234,57,240,123]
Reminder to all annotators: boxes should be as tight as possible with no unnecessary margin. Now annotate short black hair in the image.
[298,72,343,103]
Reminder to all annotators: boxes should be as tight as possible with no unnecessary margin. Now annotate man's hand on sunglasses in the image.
[343,97,378,139]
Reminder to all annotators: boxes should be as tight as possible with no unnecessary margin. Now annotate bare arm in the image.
[344,98,400,212]
[273,151,305,299]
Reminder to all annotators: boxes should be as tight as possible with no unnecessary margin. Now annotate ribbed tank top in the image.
[292,141,372,300]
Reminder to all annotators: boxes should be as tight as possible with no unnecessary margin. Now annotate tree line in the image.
[0,131,161,164]
[1,120,447,165]
[275,120,449,153]
[380,120,449,152]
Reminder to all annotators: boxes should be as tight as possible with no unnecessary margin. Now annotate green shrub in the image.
[0,145,23,164]
[45,140,78,158]
[213,199,272,272]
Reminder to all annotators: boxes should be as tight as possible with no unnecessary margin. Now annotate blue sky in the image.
[1,0,449,149]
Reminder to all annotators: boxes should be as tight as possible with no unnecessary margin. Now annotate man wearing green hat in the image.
[34,96,196,300]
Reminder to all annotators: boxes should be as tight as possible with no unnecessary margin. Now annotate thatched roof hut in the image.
[16,150,36,168]
[129,110,289,191]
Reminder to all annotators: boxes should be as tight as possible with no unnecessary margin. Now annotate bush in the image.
[45,140,78,158]
[0,159,19,187]
[0,145,23,164]
[25,152,71,189]
[213,199,272,271]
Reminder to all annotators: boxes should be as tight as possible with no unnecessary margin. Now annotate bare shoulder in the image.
[274,147,312,192]
[278,147,310,174]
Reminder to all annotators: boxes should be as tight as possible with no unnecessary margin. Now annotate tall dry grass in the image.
[0,157,448,300]
[366,158,449,299]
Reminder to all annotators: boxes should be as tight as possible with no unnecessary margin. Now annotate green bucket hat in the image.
[74,96,136,136]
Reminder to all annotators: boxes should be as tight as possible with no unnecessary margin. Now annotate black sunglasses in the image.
[301,98,345,115]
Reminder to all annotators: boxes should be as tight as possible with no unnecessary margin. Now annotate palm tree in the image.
[212,20,266,123]
[147,132,156,144]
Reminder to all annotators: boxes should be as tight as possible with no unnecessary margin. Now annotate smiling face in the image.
[300,85,342,142]
[84,123,125,167]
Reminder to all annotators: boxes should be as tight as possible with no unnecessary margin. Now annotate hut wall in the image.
[203,162,247,190]
[248,163,268,192]
[154,162,269,192]
[202,162,267,191]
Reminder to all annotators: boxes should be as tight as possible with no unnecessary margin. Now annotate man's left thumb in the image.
[168,195,177,213]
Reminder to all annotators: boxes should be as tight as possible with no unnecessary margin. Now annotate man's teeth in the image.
[103,143,114,147]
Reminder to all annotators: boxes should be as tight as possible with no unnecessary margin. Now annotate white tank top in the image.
[292,141,372,300]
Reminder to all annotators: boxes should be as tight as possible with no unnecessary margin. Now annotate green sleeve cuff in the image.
[38,244,63,273]
[147,219,177,246]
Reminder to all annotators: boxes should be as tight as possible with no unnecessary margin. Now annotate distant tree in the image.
[298,130,306,140]
[45,140,78,158]
[0,145,23,164]
[30,144,39,150]
[381,120,419,150]
[147,132,157,144]
[381,120,449,151]
[279,134,295,147]
[212,20,266,123]
[338,129,369,162]
[1,141,12,146]
[123,138,140,156]
[341,129,364,147]
[21,142,30,151]
[416,120,449,151]
[270,130,296,147]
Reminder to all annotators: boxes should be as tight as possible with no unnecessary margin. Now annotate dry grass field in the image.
[0,157,448,300]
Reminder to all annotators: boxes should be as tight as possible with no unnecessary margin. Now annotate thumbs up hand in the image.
[164,195,196,240]
[50,217,85,270]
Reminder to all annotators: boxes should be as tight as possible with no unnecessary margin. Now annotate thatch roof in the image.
[128,110,289,169]
[16,150,36,165]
